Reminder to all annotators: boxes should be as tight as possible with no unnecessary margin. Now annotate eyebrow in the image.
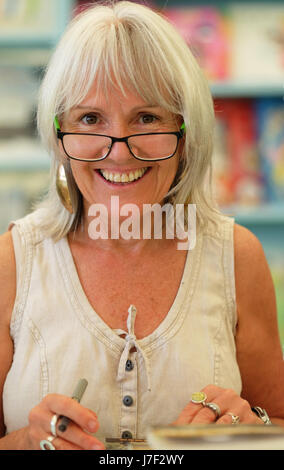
[73,104,161,112]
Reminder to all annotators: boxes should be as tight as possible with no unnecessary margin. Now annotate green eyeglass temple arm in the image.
[54,116,61,131]
[54,116,186,133]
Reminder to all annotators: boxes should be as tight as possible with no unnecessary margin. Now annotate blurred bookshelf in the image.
[0,0,76,232]
[1,0,284,345]
[0,0,74,47]
[153,0,284,347]
[210,82,284,98]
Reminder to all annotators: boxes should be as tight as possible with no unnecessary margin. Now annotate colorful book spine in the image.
[255,98,284,202]
[213,99,263,207]
[164,6,231,81]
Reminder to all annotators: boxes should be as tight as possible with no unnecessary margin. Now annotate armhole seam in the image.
[9,223,34,345]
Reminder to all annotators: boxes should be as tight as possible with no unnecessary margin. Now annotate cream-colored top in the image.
[3,209,242,443]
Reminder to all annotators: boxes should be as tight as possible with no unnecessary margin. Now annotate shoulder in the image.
[233,223,275,319]
[233,223,273,305]
[233,223,264,262]
[0,231,16,327]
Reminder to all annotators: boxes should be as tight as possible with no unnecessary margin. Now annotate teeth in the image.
[100,167,148,183]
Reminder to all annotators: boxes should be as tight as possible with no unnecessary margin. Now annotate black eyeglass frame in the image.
[56,127,185,163]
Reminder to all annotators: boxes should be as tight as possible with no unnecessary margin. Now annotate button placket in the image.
[117,305,150,439]
[116,305,151,392]
[120,350,137,439]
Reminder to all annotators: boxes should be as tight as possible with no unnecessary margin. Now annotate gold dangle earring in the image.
[56,163,74,214]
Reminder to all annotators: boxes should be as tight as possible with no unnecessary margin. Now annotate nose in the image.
[108,140,132,163]
[107,133,133,164]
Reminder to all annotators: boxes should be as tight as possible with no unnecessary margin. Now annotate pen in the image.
[58,378,88,432]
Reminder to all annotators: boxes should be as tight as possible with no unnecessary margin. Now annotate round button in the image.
[122,430,133,439]
[125,359,134,371]
[123,395,133,407]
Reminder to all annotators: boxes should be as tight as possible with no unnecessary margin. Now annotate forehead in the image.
[77,78,157,111]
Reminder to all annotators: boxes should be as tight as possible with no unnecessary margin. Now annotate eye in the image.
[139,114,158,124]
[81,113,99,125]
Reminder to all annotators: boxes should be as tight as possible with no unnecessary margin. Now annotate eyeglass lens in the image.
[62,134,178,160]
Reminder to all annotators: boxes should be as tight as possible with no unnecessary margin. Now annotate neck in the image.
[70,210,179,256]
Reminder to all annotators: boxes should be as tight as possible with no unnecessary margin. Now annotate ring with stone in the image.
[40,435,56,450]
[203,402,221,420]
[191,391,207,406]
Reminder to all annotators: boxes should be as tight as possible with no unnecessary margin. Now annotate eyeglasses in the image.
[54,117,185,163]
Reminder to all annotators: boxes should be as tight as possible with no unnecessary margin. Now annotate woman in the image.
[0,1,284,451]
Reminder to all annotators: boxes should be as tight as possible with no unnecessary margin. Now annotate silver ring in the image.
[204,402,221,419]
[40,435,56,450]
[50,414,59,437]
[226,412,240,424]
[252,406,272,425]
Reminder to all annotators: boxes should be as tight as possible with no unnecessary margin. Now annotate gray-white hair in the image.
[36,0,222,240]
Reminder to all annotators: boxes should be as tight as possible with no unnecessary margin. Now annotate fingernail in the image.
[88,420,97,432]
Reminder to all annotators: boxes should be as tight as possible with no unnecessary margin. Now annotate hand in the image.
[172,385,263,426]
[24,393,105,450]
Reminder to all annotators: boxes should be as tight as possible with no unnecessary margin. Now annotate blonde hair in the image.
[36,0,222,240]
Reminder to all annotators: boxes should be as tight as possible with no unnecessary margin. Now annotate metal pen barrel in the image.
[72,378,88,402]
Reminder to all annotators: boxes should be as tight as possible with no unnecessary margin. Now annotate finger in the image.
[43,394,99,434]
[39,435,82,451]
[217,411,263,425]
[173,385,241,425]
[190,403,221,424]
[172,402,202,425]
[33,413,105,451]
[53,419,105,450]
[29,406,105,450]
[216,413,240,425]
[190,387,250,424]
[173,385,223,425]
[33,395,105,450]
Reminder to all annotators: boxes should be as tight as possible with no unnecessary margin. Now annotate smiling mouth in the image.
[96,167,151,184]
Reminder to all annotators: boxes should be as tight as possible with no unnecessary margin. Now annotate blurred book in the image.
[255,98,284,203]
[0,170,49,234]
[213,99,263,207]
[163,6,231,81]
[229,3,284,83]
[0,68,38,129]
[147,424,284,450]
[163,3,284,84]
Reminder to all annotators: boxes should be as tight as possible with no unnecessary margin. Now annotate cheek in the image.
[163,157,179,184]
[70,162,92,188]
